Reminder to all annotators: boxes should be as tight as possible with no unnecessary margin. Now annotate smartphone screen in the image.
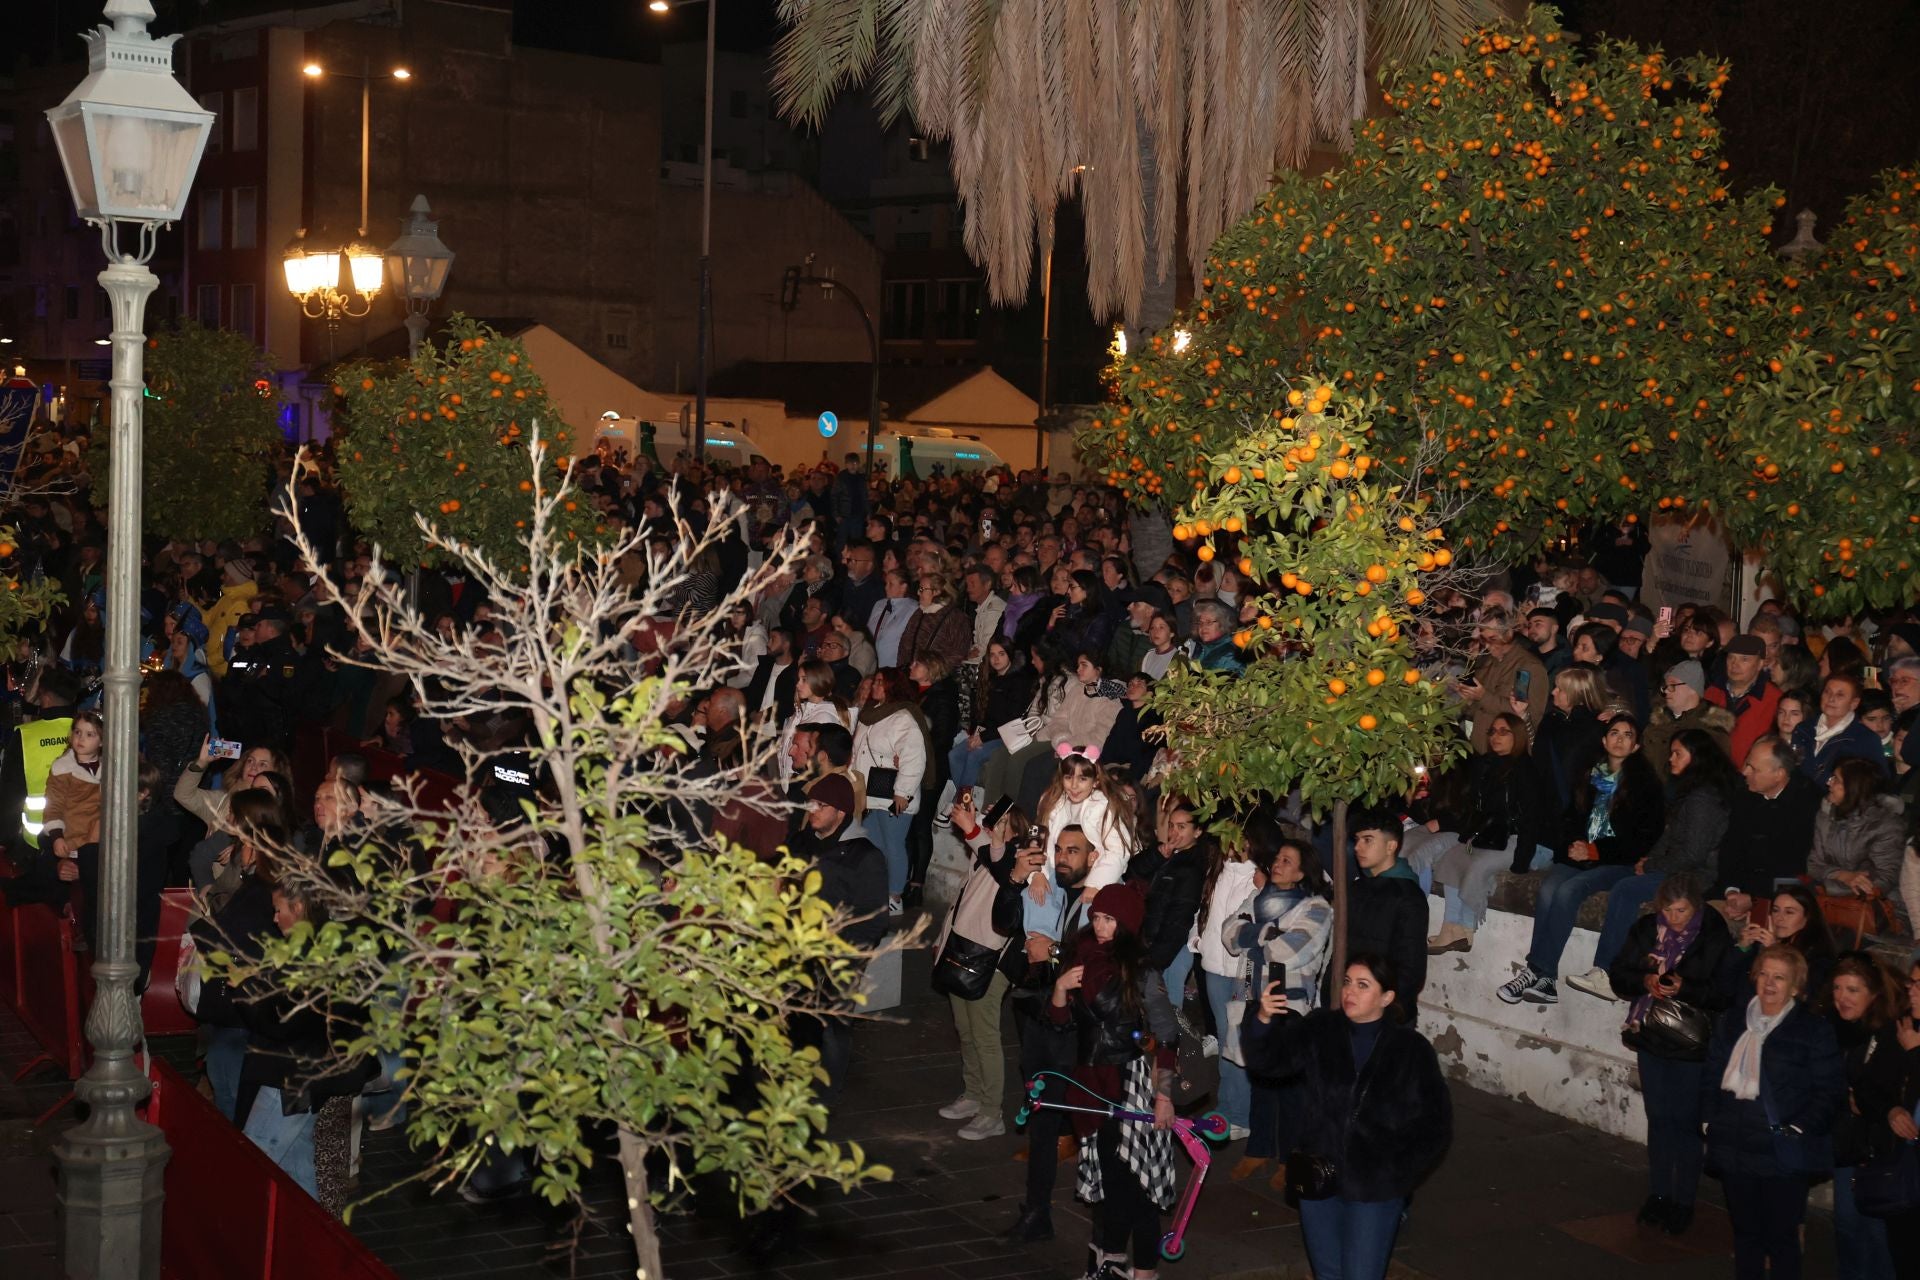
[1513,669,1531,700]
[1272,963,1287,992]
[983,796,1014,829]
[1657,605,1673,629]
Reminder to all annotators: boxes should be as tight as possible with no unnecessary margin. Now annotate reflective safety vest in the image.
[18,716,72,849]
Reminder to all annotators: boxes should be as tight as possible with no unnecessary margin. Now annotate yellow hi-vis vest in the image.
[18,716,72,849]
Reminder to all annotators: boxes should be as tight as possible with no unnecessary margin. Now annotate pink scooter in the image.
[1015,1072,1230,1261]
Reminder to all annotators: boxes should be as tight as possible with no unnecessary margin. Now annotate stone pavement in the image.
[1,951,1840,1280]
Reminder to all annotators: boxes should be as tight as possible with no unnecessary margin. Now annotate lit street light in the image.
[44,0,213,1270]
[286,58,411,359]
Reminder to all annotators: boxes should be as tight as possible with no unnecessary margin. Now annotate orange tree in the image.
[332,316,599,572]
[1690,167,1920,616]
[1088,7,1788,557]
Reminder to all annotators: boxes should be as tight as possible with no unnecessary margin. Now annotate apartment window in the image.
[604,307,633,351]
[230,186,258,249]
[884,280,926,341]
[197,91,223,154]
[196,284,220,327]
[196,188,222,251]
[231,87,259,151]
[231,284,256,342]
[937,279,982,341]
[64,286,79,321]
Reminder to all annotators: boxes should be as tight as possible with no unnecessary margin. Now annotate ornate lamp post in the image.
[282,228,384,360]
[44,1,212,1273]
[385,194,454,359]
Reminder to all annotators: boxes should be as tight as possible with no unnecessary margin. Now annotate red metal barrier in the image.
[140,888,198,1040]
[0,852,88,1089]
[145,1059,400,1280]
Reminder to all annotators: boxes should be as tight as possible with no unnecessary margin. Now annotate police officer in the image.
[218,606,311,751]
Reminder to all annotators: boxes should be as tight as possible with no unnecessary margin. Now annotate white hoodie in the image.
[1191,859,1260,976]
[1037,789,1132,891]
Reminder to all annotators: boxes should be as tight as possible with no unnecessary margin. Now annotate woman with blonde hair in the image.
[1533,664,1614,808]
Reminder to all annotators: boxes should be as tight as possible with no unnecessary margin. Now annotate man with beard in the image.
[1001,825,1095,1243]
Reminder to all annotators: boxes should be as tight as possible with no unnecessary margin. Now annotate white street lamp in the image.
[385,194,454,359]
[44,1,211,1271]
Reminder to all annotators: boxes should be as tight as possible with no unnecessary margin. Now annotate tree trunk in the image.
[617,1127,667,1280]
[1329,798,1350,993]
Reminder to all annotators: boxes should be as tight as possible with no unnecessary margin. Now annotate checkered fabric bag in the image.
[1074,1055,1178,1211]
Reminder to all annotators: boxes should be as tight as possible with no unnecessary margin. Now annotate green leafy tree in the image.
[94,322,283,543]
[1693,167,1920,615]
[1089,8,1788,557]
[0,526,64,652]
[332,316,598,572]
[206,440,888,1279]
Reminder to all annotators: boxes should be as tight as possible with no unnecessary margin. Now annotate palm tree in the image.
[773,0,1499,330]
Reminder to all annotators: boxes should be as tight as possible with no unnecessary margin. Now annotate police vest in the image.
[18,716,72,849]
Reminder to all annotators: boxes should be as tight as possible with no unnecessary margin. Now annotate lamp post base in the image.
[54,1121,170,1280]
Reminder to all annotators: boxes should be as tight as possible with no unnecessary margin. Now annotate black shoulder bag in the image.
[1285,1045,1372,1202]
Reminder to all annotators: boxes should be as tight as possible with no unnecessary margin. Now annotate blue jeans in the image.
[1526,862,1633,979]
[1593,872,1666,971]
[1638,1052,1705,1207]
[1297,1194,1406,1280]
[865,809,912,894]
[947,739,1003,791]
[204,1025,250,1122]
[244,1086,318,1198]
[1203,969,1250,1129]
[1834,1165,1897,1280]
[1162,948,1195,1004]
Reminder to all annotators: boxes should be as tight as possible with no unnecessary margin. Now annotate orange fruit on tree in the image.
[1405,588,1426,606]
[1366,668,1386,686]
[1365,564,1389,583]
[1173,523,1192,541]
[1224,516,1244,533]
[1433,548,1453,567]
[1356,581,1372,595]
[1403,669,1421,685]
[1224,467,1243,484]
[1328,678,1348,696]
[1234,630,1252,648]
[1238,557,1254,576]
[1258,615,1273,630]
[1398,516,1416,532]
[1197,544,1216,562]
[1358,714,1378,731]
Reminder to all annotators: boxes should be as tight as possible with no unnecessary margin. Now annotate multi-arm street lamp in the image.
[384,193,454,360]
[44,1,213,1273]
[283,59,411,358]
[649,0,716,466]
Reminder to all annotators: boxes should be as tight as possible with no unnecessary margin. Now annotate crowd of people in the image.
[0,427,1917,1279]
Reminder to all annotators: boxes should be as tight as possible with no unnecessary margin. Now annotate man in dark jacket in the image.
[791,774,888,950]
[1341,807,1430,1015]
[1716,735,1822,919]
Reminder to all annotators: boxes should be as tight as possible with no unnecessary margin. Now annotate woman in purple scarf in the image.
[1603,872,1740,1236]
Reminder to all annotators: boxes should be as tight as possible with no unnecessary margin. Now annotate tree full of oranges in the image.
[1089,8,1787,559]
[1685,168,1920,615]
[1150,380,1470,817]
[333,316,600,573]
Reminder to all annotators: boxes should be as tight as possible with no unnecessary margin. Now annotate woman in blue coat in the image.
[1701,943,1847,1280]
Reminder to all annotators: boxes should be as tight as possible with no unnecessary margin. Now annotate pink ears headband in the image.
[1056,742,1102,763]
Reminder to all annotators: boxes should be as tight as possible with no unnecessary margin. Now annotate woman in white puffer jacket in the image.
[851,668,931,916]
[1193,838,1259,1139]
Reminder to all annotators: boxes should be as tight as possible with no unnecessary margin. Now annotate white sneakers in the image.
[1565,968,1621,1001]
[958,1113,1007,1140]
[938,1094,981,1121]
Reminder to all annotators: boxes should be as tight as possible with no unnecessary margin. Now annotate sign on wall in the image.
[1639,514,1735,613]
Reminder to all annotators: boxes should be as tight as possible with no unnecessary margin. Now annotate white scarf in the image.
[1720,997,1789,1101]
[1813,712,1855,755]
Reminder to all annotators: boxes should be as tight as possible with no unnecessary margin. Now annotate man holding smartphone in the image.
[1001,828,1094,1243]
[1455,607,1546,752]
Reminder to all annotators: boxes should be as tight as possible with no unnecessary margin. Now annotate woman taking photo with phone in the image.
[1242,953,1452,1280]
